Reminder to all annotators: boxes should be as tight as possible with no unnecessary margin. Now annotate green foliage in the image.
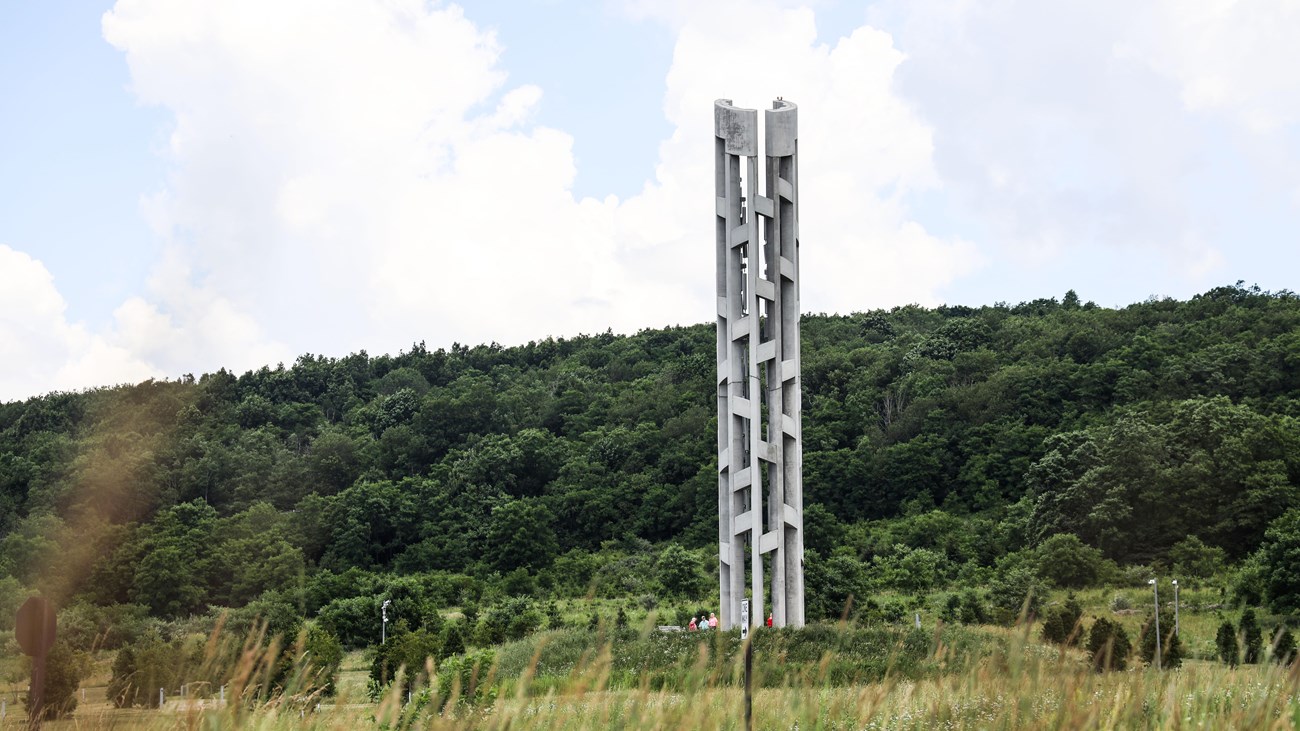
[655,543,703,597]
[1137,610,1183,669]
[369,625,441,697]
[1241,608,1264,663]
[1272,626,1296,665]
[473,597,543,646]
[1216,620,1239,666]
[873,544,951,593]
[107,644,139,708]
[1034,534,1108,589]
[316,595,377,649]
[439,621,467,658]
[486,499,558,572]
[1257,509,1300,613]
[490,623,1000,691]
[298,623,344,695]
[24,641,86,720]
[804,550,871,621]
[544,602,564,629]
[57,602,150,652]
[1039,594,1084,646]
[1086,617,1131,672]
[1026,396,1300,563]
[226,596,303,645]
[435,649,497,709]
[987,563,1044,624]
[107,633,188,708]
[1168,535,1227,579]
[1230,556,1266,607]
[0,575,33,632]
[938,589,988,625]
[4,286,1300,640]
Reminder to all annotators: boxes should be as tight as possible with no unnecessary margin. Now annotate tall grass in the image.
[9,619,1300,729]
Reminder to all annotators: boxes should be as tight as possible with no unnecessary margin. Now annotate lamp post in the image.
[1148,578,1161,670]
[1171,579,1179,637]
[381,599,392,644]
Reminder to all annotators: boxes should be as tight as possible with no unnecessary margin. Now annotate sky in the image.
[2,0,1299,403]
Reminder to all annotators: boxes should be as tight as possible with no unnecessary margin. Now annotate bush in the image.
[435,649,497,709]
[1117,565,1157,588]
[226,596,303,645]
[953,590,989,625]
[1109,593,1132,611]
[107,646,139,708]
[1087,617,1131,672]
[1258,510,1300,613]
[1272,627,1296,665]
[544,602,564,629]
[1137,610,1182,669]
[1040,595,1084,646]
[473,597,543,646]
[804,550,871,621]
[369,626,441,697]
[316,595,377,649]
[57,603,154,652]
[875,545,950,593]
[107,634,187,708]
[988,565,1043,624]
[297,623,344,696]
[1241,608,1264,664]
[1168,536,1226,579]
[1231,557,1266,607]
[440,622,467,658]
[24,641,87,720]
[656,543,703,597]
[490,623,1000,691]
[1034,534,1106,589]
[1216,620,1239,666]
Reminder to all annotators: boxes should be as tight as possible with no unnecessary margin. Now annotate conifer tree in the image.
[1241,609,1264,664]
[1216,620,1239,666]
[1087,617,1131,671]
[1272,626,1296,665]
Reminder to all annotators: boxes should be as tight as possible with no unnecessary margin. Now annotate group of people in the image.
[687,613,718,631]
[686,612,776,630]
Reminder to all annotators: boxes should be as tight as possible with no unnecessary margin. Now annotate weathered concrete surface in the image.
[714,98,804,630]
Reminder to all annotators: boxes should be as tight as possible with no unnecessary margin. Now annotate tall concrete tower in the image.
[714,98,804,629]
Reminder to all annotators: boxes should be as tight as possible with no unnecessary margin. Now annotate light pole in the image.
[1171,579,1179,637]
[1148,578,1161,670]
[382,599,392,644]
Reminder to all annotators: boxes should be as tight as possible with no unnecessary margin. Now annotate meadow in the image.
[5,597,1299,730]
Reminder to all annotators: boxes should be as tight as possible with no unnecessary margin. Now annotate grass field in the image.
[4,644,1300,729]
[4,593,1298,729]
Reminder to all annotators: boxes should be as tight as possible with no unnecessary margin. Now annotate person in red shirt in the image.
[766,613,773,628]
[688,617,697,631]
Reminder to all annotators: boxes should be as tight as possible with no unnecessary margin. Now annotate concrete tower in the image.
[714,98,803,630]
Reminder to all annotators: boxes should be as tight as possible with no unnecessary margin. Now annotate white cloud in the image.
[12,0,1292,399]
[0,245,159,402]
[866,0,1300,286]
[1129,1,1300,134]
[630,2,980,315]
[87,0,978,389]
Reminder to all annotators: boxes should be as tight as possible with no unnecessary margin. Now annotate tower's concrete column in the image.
[715,99,803,630]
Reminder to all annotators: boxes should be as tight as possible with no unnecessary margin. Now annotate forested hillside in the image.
[3,282,1300,633]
